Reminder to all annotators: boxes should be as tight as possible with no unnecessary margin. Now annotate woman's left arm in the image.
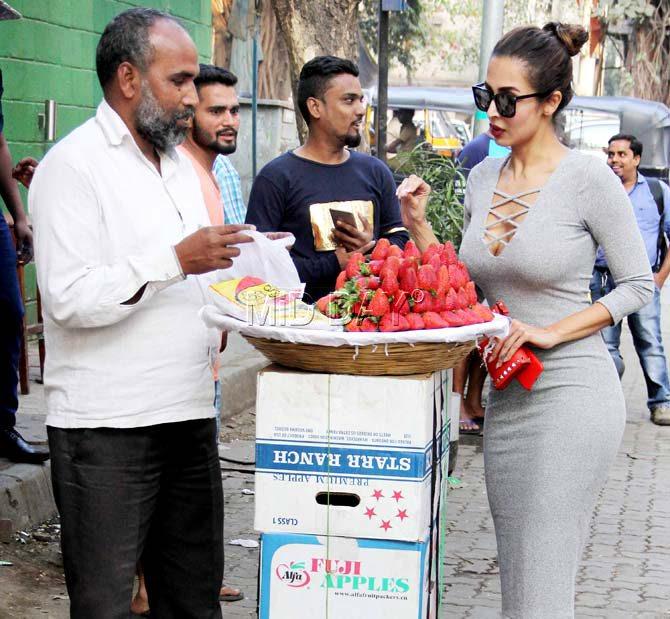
[494,158,654,365]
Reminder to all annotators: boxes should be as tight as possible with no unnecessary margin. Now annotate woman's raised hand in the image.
[396,175,431,230]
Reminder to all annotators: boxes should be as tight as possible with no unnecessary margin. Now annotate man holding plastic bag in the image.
[30,10,254,617]
[246,56,409,302]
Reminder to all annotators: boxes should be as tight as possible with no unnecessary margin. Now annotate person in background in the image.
[30,9,254,617]
[0,1,49,464]
[591,133,670,426]
[246,55,409,301]
[387,108,419,155]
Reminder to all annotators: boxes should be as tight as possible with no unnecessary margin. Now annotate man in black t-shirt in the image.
[0,1,49,463]
[246,56,408,301]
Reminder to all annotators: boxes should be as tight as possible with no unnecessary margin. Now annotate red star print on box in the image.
[364,507,377,520]
[372,489,384,501]
[392,490,404,502]
[380,520,392,532]
[396,509,409,521]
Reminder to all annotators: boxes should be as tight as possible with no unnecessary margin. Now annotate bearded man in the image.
[178,64,244,227]
[245,56,409,301]
[29,9,254,618]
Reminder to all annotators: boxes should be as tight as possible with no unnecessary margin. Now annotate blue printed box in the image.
[254,367,449,541]
[258,531,440,619]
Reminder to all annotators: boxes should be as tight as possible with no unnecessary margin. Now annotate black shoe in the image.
[0,427,50,464]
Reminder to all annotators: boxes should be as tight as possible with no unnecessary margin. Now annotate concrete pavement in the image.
[2,292,670,617]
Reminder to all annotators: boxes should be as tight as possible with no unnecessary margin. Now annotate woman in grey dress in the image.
[397,23,654,618]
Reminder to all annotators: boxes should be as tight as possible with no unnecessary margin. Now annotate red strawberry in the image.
[421,244,440,265]
[418,265,437,291]
[465,281,477,306]
[346,253,365,278]
[369,260,384,276]
[403,240,421,260]
[405,313,425,330]
[396,313,410,331]
[448,264,464,290]
[360,317,378,332]
[384,255,402,275]
[379,313,401,332]
[400,268,419,295]
[472,303,494,322]
[368,289,390,317]
[345,319,361,332]
[459,261,471,281]
[398,258,418,282]
[437,265,450,296]
[442,242,458,265]
[381,273,400,297]
[355,276,370,290]
[444,288,458,311]
[432,291,446,313]
[387,245,403,258]
[428,254,441,272]
[335,271,348,290]
[367,276,380,290]
[371,238,391,261]
[462,308,484,325]
[316,294,332,315]
[391,291,410,315]
[412,290,432,313]
[456,287,469,310]
[454,309,475,325]
[442,310,466,327]
[422,311,449,329]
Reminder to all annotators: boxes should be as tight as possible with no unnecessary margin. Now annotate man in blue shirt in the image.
[246,56,408,301]
[0,2,50,463]
[591,133,670,425]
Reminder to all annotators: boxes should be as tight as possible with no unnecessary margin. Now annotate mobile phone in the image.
[329,208,358,229]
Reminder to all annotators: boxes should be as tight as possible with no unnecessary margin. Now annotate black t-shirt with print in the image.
[246,150,409,301]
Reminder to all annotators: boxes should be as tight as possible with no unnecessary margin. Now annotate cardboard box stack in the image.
[255,366,450,618]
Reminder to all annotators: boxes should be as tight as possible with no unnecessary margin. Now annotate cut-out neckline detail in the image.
[483,187,540,257]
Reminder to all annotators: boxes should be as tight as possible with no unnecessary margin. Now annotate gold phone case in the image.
[309,200,374,252]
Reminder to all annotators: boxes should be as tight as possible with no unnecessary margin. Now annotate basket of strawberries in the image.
[233,238,506,376]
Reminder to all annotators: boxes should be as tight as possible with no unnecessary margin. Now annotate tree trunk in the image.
[269,0,360,142]
[626,3,670,106]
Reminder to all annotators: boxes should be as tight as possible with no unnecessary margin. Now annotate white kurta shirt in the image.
[30,100,219,428]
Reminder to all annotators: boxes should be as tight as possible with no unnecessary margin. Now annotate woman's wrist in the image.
[545,323,566,348]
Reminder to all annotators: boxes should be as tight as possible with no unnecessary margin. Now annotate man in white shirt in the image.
[29,9,253,618]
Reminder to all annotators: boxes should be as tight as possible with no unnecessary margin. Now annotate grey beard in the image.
[135,82,194,152]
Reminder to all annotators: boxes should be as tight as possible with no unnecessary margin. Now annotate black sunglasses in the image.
[472,83,552,118]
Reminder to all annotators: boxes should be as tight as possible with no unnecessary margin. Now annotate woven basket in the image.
[243,337,475,376]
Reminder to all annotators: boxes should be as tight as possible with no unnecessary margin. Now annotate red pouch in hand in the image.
[478,301,544,391]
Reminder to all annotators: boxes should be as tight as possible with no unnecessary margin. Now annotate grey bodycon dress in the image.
[458,150,654,618]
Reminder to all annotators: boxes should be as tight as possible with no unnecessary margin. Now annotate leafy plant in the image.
[359,0,431,76]
[596,0,656,23]
[393,145,466,248]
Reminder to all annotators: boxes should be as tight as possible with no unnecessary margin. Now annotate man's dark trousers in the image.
[48,418,224,619]
[0,214,23,430]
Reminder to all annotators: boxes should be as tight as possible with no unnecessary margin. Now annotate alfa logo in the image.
[276,561,311,588]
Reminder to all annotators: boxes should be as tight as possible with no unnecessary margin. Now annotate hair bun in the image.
[543,22,589,57]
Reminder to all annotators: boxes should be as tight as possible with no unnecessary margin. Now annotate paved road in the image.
[3,290,670,618]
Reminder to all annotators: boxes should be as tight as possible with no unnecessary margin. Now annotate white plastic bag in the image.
[215,230,303,293]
